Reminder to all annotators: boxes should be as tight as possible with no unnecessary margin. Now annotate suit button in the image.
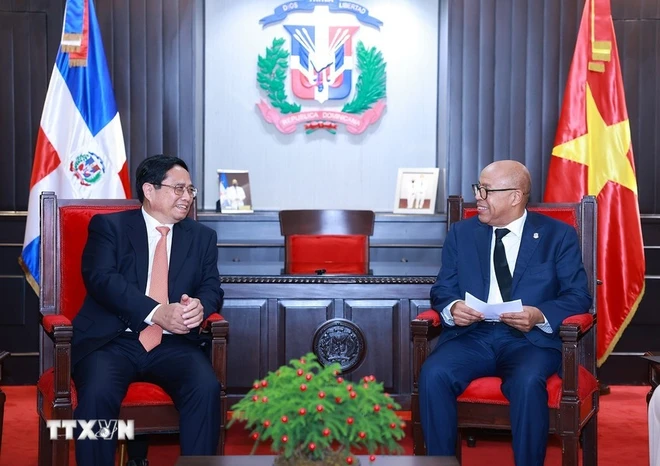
[117,329,123,333]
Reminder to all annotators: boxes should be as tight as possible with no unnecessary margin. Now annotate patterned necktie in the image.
[493,228,512,302]
[139,226,170,351]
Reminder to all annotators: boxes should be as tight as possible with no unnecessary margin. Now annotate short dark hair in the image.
[135,155,189,203]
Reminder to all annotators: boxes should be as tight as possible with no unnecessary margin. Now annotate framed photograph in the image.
[393,168,440,214]
[217,169,253,213]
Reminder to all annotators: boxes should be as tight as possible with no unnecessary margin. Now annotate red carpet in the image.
[0,385,649,465]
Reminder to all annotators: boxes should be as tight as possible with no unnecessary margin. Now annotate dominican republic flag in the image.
[19,0,131,293]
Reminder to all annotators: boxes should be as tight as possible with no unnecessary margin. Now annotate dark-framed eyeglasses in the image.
[157,183,198,198]
[472,184,519,200]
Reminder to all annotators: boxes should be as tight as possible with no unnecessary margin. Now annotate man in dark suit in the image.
[419,160,591,466]
[72,155,223,466]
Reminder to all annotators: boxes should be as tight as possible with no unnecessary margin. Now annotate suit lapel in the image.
[126,210,149,294]
[511,214,544,292]
[474,222,492,299]
[168,220,193,296]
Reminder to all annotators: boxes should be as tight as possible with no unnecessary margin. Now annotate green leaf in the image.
[256,37,300,116]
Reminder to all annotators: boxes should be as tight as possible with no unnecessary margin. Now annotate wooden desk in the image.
[220,275,434,409]
[175,456,458,466]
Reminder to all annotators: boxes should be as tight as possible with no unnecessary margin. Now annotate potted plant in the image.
[228,352,406,465]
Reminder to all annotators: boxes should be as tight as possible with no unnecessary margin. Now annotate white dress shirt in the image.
[441,210,551,333]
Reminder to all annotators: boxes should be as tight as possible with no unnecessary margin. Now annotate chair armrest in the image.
[411,311,445,388]
[559,313,596,398]
[205,314,228,388]
[41,314,74,342]
[201,313,225,331]
[560,313,594,335]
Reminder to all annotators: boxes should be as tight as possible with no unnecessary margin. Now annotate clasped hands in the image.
[152,294,204,334]
[450,301,544,332]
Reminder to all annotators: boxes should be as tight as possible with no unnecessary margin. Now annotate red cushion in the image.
[42,314,72,333]
[286,234,368,275]
[37,368,174,419]
[562,313,594,332]
[457,366,598,408]
[415,310,441,327]
[463,206,578,229]
[59,205,141,321]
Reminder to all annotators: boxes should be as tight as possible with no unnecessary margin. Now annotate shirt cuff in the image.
[144,304,160,325]
[535,314,552,333]
[441,300,461,326]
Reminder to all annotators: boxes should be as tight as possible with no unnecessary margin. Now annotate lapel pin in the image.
[533,233,539,239]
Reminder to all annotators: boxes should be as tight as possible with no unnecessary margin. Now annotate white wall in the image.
[204,0,439,211]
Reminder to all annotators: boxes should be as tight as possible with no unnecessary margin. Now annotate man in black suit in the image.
[72,155,223,466]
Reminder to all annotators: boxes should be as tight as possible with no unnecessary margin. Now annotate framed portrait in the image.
[217,169,253,213]
[393,168,440,214]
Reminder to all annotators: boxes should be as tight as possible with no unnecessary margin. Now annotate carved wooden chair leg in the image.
[581,415,598,466]
[38,416,53,466]
[561,433,580,466]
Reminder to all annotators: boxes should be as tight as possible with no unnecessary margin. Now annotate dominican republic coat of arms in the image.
[256,0,387,135]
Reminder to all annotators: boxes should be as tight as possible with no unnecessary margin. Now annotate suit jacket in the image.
[430,211,591,352]
[71,209,223,367]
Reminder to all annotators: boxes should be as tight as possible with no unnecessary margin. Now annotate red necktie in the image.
[139,226,170,351]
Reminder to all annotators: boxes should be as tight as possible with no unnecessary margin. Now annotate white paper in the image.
[465,292,523,321]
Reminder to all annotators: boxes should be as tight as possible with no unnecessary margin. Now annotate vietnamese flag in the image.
[544,0,645,365]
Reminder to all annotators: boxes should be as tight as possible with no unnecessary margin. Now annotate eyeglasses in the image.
[472,184,519,200]
[157,183,198,198]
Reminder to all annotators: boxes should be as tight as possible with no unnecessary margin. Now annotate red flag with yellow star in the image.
[544,0,645,366]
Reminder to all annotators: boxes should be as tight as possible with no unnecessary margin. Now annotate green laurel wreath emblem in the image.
[342,41,387,114]
[257,38,301,114]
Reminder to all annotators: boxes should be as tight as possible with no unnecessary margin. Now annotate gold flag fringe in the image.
[597,282,645,367]
[17,256,39,296]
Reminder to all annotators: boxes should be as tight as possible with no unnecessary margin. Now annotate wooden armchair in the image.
[36,191,229,466]
[279,209,375,275]
[411,195,599,466]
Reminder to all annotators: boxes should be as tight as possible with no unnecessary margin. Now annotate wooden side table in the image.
[0,351,9,457]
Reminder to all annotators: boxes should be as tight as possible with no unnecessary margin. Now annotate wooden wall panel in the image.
[95,0,202,188]
[444,0,583,201]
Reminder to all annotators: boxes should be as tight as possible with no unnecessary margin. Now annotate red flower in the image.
[299,408,307,415]
[318,391,326,399]
[373,405,381,412]
[300,384,307,391]
[322,428,331,437]
[281,416,288,423]
[347,417,354,425]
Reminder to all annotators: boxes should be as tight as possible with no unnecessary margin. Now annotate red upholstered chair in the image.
[411,195,599,466]
[279,210,375,275]
[36,191,229,466]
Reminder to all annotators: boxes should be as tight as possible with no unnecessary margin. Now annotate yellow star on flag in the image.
[551,84,637,195]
